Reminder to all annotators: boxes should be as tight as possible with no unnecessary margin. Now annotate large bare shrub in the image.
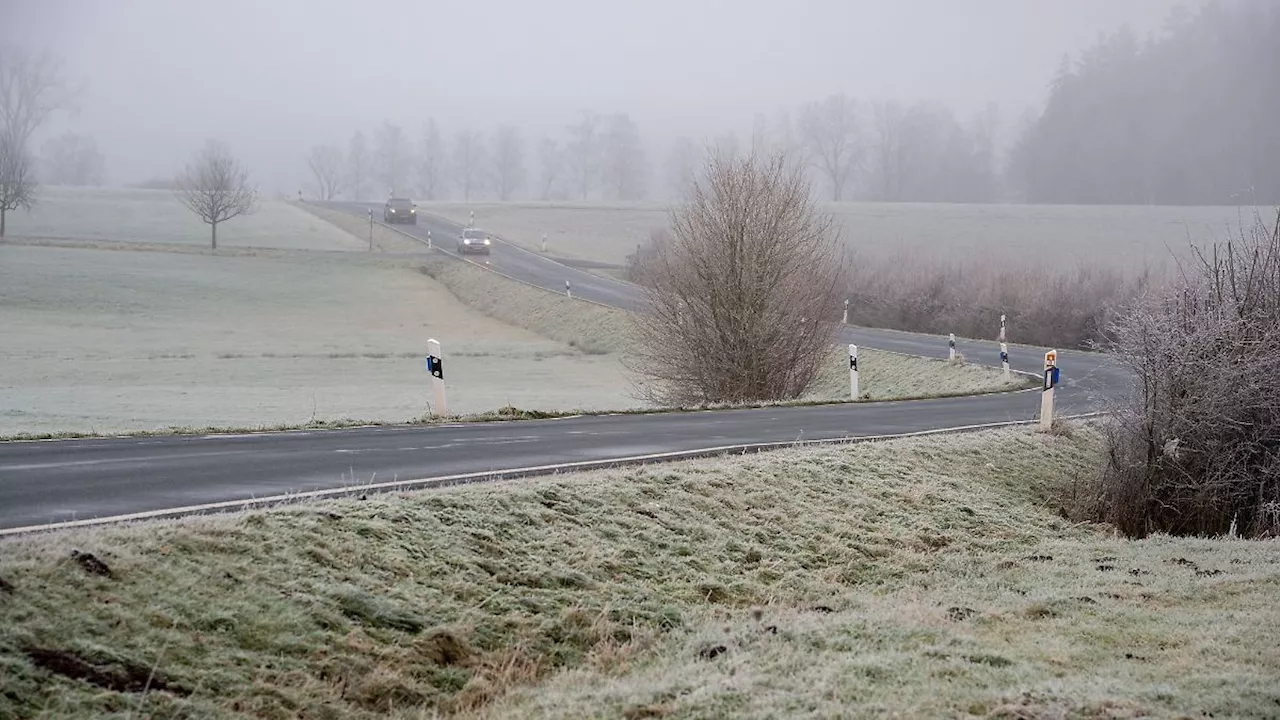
[625,150,846,405]
[1090,211,1280,538]
[175,139,257,249]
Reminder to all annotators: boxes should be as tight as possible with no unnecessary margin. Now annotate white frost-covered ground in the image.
[0,243,645,435]
[4,186,363,251]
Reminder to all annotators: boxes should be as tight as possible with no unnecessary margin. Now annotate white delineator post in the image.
[948,333,956,361]
[565,280,572,298]
[999,314,1010,379]
[542,234,548,253]
[842,299,849,325]
[367,209,373,251]
[427,230,432,249]
[849,343,860,399]
[427,338,448,416]
[1040,349,1058,430]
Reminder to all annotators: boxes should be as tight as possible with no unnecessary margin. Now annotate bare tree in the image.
[451,129,485,202]
[39,132,105,186]
[306,144,344,201]
[800,93,863,201]
[175,140,257,249]
[0,46,74,147]
[602,113,647,200]
[490,124,526,201]
[565,110,599,200]
[537,137,565,200]
[625,149,847,406]
[871,101,905,201]
[374,121,410,196]
[417,118,445,200]
[346,131,370,201]
[0,133,36,237]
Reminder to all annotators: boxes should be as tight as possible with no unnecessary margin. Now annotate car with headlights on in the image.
[383,196,417,224]
[457,227,492,255]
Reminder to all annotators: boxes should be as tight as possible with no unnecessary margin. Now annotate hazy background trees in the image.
[306,144,343,201]
[374,121,410,197]
[39,132,105,186]
[1009,1,1280,205]
[345,131,370,202]
[417,119,445,201]
[451,129,485,201]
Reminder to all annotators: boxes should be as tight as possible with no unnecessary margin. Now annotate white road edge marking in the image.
[0,412,1108,537]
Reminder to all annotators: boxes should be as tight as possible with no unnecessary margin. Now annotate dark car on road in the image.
[457,227,492,255]
[383,197,417,224]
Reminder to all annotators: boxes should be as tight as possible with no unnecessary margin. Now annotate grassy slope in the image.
[4,186,363,251]
[1,424,1276,719]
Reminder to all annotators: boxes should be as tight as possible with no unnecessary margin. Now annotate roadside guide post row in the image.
[427,338,448,416]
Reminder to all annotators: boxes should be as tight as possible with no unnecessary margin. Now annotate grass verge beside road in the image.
[2,423,1275,718]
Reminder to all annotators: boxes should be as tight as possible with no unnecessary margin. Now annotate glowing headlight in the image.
[463,239,472,244]
[410,208,416,213]
[483,238,491,245]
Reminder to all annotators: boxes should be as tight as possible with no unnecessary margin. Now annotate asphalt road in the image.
[0,203,1130,533]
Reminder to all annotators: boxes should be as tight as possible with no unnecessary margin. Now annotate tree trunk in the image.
[211,221,218,250]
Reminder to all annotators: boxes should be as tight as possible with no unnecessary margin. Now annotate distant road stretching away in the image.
[0,203,1129,533]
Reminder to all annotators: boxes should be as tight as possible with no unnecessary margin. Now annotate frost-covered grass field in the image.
[3,186,362,251]
[0,243,641,436]
[3,424,1276,719]
[2,212,1022,436]
[424,200,1265,271]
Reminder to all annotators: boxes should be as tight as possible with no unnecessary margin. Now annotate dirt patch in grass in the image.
[23,647,184,696]
[3,424,1276,718]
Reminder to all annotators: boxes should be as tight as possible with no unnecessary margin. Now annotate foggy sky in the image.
[5,0,1197,193]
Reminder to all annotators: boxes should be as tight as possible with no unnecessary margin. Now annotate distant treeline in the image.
[306,1,1277,207]
[1009,0,1280,206]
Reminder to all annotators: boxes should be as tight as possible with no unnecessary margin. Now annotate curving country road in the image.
[0,203,1130,534]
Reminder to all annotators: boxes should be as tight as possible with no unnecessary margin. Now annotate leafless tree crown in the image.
[626,149,846,406]
[799,93,863,201]
[307,144,344,201]
[0,133,37,237]
[0,46,74,147]
[175,140,257,249]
